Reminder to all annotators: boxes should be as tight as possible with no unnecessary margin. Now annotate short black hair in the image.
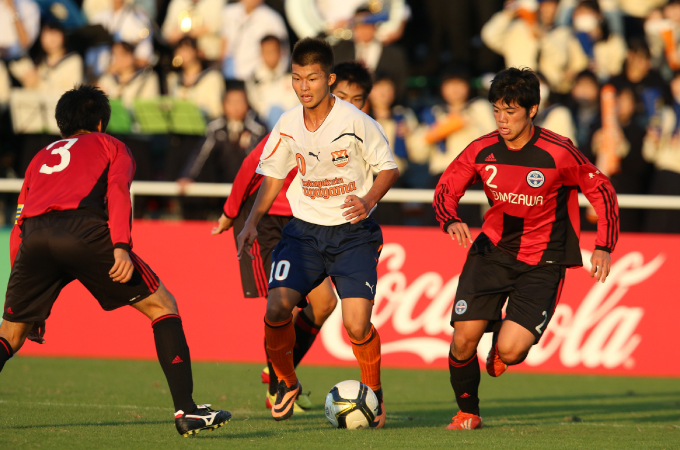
[113,40,135,55]
[488,67,540,117]
[331,61,373,98]
[176,36,198,50]
[260,34,281,46]
[55,85,111,138]
[291,37,334,76]
[627,37,651,59]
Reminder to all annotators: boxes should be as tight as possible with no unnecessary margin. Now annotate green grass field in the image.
[0,358,678,449]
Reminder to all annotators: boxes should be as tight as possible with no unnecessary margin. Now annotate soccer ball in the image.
[324,380,379,429]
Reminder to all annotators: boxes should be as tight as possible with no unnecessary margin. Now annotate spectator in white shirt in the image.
[167,36,225,120]
[220,0,288,81]
[90,0,154,66]
[0,0,40,61]
[162,0,224,62]
[245,35,298,129]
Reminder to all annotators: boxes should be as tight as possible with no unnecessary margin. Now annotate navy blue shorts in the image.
[269,217,383,300]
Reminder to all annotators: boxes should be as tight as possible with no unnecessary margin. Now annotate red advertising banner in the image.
[16,221,679,377]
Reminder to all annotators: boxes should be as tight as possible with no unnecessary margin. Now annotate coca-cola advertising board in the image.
[14,221,679,377]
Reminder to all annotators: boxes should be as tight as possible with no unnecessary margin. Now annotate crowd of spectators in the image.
[0,0,679,231]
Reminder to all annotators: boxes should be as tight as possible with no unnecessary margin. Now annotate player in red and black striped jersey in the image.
[211,62,374,412]
[434,68,619,430]
[0,86,230,437]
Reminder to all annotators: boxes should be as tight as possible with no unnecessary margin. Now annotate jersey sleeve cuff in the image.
[595,245,611,253]
[114,243,131,252]
[443,218,461,232]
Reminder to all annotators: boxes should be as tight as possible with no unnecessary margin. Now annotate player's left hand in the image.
[110,248,134,283]
[341,195,373,224]
[590,249,611,283]
[26,320,46,344]
[212,213,234,235]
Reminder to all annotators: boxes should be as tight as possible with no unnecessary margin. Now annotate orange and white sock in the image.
[350,324,381,393]
[264,315,297,388]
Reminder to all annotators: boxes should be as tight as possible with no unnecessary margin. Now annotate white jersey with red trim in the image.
[256,96,397,226]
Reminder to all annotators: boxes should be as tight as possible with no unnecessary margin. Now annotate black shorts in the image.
[3,211,160,323]
[452,233,566,344]
[232,194,291,298]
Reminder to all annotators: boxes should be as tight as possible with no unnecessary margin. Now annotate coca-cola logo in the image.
[320,243,664,371]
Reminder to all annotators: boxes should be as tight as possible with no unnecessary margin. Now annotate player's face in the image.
[292,63,336,109]
[493,100,537,144]
[332,81,366,109]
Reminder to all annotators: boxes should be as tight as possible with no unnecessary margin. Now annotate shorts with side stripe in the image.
[3,210,159,323]
[232,193,291,298]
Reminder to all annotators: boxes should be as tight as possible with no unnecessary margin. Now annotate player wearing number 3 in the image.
[237,38,398,426]
[0,86,231,437]
[434,68,619,430]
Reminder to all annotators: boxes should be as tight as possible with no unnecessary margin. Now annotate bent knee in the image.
[497,346,529,366]
[314,298,338,319]
[343,322,371,342]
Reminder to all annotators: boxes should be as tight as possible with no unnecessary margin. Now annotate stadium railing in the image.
[0,179,678,209]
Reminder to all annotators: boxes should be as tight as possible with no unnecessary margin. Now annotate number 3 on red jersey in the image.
[39,138,78,175]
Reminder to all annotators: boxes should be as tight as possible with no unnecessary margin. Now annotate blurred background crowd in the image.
[0,0,679,232]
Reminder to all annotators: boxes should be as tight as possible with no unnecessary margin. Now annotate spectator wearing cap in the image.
[162,0,224,62]
[220,0,288,81]
[245,35,298,130]
[90,0,153,66]
[333,6,408,101]
[97,40,159,109]
[167,36,225,120]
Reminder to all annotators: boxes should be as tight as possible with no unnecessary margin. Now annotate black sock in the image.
[0,337,13,372]
[265,339,279,396]
[293,309,320,367]
[152,314,196,414]
[449,352,480,416]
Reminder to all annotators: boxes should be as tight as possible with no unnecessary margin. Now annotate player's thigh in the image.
[506,265,566,344]
[451,246,513,328]
[3,226,74,323]
[496,319,536,363]
[268,220,327,299]
[61,231,161,312]
[266,287,304,321]
[340,297,373,340]
[327,218,383,301]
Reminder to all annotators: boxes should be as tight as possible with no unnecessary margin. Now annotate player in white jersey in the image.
[237,38,398,427]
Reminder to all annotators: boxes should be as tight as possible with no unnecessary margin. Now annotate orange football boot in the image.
[446,411,483,430]
[486,343,507,377]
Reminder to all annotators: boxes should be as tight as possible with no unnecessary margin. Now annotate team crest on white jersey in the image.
[526,170,545,188]
[331,150,349,167]
[454,300,467,315]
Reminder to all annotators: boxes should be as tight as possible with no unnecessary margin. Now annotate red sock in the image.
[264,315,297,387]
[350,325,381,392]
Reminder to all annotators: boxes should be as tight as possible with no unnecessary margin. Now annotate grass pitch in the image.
[0,358,678,449]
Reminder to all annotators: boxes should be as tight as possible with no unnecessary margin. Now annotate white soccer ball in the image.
[324,380,379,429]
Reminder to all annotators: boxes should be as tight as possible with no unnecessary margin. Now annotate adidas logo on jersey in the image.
[485,153,496,162]
[6,307,13,314]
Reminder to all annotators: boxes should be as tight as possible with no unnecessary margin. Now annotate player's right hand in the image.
[447,222,473,248]
[236,223,257,260]
[211,214,234,235]
[26,320,46,344]
[110,248,134,283]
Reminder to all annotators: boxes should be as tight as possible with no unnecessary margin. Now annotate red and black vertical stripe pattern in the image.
[130,251,160,293]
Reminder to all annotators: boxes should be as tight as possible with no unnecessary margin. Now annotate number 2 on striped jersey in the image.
[485,165,498,189]
[39,138,78,174]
